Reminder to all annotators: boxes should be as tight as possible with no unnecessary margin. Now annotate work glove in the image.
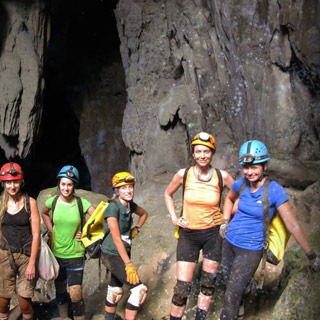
[219,219,229,239]
[131,226,140,239]
[307,250,320,272]
[125,262,140,285]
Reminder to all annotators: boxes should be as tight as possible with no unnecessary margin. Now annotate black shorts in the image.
[101,253,140,289]
[177,226,222,263]
[55,256,85,286]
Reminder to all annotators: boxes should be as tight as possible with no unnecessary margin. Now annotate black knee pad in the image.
[72,300,85,317]
[200,271,216,296]
[172,280,192,307]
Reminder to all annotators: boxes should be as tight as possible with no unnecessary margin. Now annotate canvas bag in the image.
[38,232,60,281]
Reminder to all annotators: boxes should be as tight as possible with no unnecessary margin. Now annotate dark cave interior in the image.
[1,0,120,198]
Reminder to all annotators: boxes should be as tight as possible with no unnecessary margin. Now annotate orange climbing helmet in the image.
[112,172,135,189]
[0,162,24,181]
[191,132,216,150]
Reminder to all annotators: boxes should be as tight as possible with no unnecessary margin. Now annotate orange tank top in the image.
[183,166,222,229]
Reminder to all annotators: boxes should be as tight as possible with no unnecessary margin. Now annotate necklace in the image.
[194,165,213,182]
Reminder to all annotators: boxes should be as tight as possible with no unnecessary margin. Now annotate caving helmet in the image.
[57,165,79,184]
[112,171,135,189]
[239,140,270,165]
[0,162,24,181]
[191,132,216,151]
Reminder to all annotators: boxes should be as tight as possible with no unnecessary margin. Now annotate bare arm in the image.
[134,205,148,228]
[107,217,131,264]
[277,201,313,255]
[26,197,40,279]
[41,204,53,232]
[221,170,234,190]
[164,169,187,227]
[86,205,95,216]
[223,189,239,222]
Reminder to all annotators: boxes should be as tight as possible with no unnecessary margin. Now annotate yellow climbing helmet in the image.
[112,171,135,189]
[191,132,216,150]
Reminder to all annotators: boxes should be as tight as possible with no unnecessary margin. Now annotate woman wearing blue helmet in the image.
[41,165,95,320]
[219,140,320,320]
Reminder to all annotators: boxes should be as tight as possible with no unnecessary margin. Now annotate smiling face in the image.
[192,144,214,168]
[118,184,134,202]
[4,180,23,197]
[241,163,266,182]
[58,177,75,198]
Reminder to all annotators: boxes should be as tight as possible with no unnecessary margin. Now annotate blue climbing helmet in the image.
[57,165,79,184]
[239,140,270,165]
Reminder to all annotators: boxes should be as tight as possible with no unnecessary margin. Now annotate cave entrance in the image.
[25,0,125,197]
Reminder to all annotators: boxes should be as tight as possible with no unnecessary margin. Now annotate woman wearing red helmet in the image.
[0,162,40,320]
[100,172,148,320]
[164,132,234,320]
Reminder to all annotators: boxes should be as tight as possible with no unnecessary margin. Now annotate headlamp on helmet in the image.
[239,140,270,165]
[191,132,216,150]
[112,172,135,189]
[0,162,24,181]
[57,165,80,184]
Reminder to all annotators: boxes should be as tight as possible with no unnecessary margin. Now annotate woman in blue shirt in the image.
[219,140,320,320]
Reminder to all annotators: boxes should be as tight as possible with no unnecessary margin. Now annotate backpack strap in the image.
[180,167,191,217]
[258,178,271,289]
[25,194,31,215]
[51,195,59,223]
[75,196,85,230]
[215,168,223,207]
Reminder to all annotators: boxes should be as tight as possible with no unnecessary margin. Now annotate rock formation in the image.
[0,0,319,319]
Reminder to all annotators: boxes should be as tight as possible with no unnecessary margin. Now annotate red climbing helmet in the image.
[0,162,24,181]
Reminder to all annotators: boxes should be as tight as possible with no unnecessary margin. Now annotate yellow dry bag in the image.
[81,201,109,259]
[267,214,291,265]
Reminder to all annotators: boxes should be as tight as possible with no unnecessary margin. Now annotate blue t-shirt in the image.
[226,178,288,251]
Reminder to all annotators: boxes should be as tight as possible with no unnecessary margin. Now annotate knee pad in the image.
[105,286,123,307]
[200,271,216,296]
[172,280,192,307]
[127,284,148,308]
[72,300,85,317]
[69,285,83,303]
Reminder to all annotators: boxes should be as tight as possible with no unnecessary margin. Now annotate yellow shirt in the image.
[183,166,222,229]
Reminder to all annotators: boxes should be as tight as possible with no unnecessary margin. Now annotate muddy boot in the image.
[57,303,69,319]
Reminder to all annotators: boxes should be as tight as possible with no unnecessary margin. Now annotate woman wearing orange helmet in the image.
[0,162,40,320]
[100,172,148,320]
[164,132,234,320]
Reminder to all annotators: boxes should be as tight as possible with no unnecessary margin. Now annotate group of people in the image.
[0,132,319,320]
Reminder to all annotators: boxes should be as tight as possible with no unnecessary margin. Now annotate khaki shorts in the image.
[0,249,36,298]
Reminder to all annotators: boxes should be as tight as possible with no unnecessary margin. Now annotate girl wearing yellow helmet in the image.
[101,172,148,320]
[164,133,234,320]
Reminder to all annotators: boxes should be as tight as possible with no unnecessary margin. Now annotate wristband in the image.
[306,250,317,261]
[222,219,230,225]
[125,260,132,265]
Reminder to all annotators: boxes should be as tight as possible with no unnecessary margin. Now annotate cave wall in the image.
[0,0,319,191]
[0,0,48,159]
[115,0,320,186]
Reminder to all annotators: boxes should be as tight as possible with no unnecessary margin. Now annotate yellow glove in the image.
[125,262,140,285]
[131,226,141,239]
